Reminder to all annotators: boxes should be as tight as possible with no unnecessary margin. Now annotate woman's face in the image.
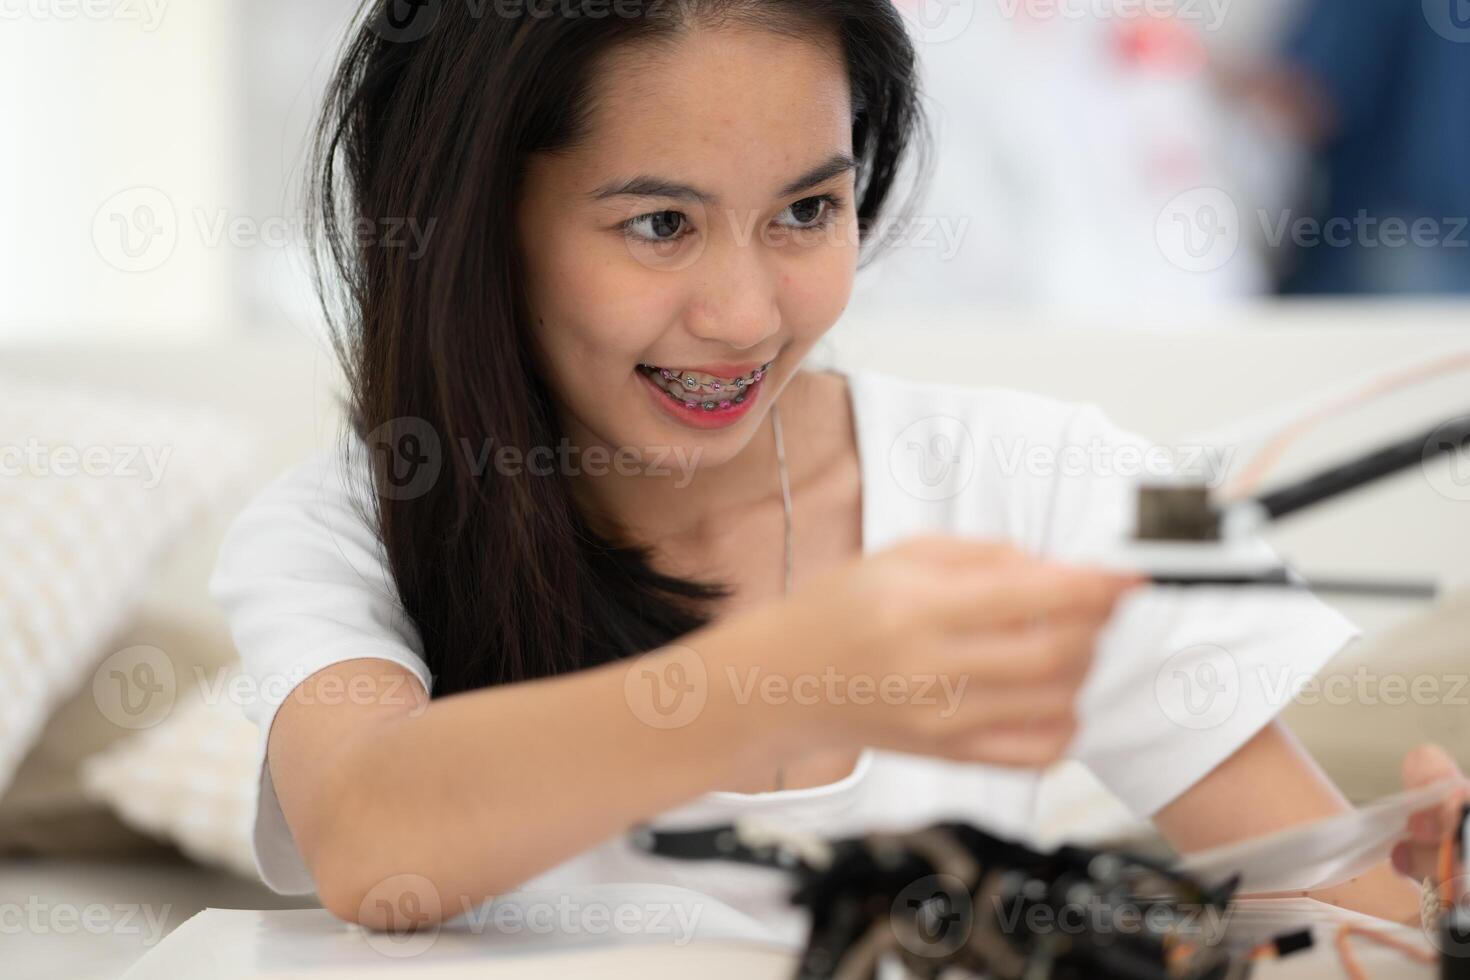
[518,24,859,470]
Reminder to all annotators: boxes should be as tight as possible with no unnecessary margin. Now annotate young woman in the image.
[212,0,1465,941]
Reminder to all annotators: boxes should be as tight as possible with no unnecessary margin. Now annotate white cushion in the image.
[80,666,260,880]
[0,378,255,796]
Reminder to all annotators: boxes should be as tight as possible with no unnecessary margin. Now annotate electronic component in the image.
[633,819,1277,980]
[1125,413,1470,599]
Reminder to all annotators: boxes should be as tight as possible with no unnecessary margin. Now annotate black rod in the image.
[1254,414,1470,522]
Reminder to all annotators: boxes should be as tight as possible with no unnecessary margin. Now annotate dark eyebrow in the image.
[591,152,859,206]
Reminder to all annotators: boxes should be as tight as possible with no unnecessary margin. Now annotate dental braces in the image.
[638,361,772,396]
[637,359,776,411]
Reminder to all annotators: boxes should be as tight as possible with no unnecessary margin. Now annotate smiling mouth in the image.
[636,361,773,403]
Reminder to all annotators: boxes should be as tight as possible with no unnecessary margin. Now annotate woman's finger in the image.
[933,563,1140,631]
[1392,840,1442,883]
[1399,743,1469,852]
[1403,742,1463,789]
[943,620,1105,686]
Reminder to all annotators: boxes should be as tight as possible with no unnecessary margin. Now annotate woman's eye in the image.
[776,196,832,229]
[624,210,688,243]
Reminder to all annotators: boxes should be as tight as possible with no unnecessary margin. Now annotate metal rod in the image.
[1149,569,1440,600]
[1254,414,1470,522]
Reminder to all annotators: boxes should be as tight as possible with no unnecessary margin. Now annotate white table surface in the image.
[121,896,1443,980]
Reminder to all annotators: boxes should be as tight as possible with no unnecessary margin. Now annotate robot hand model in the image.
[633,819,1305,980]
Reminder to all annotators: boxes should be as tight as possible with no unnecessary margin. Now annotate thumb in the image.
[1402,743,1469,846]
[1403,742,1464,789]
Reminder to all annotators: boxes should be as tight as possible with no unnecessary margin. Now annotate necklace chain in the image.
[772,402,793,791]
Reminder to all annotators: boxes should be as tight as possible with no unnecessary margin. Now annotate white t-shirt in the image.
[209,369,1359,945]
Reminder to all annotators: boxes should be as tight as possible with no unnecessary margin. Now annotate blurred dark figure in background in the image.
[1253,0,1470,296]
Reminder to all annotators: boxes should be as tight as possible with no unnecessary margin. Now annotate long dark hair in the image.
[308,0,927,698]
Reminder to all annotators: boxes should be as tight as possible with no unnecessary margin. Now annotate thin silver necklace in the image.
[772,401,793,792]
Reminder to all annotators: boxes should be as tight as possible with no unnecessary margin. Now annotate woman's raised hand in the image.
[749,534,1146,768]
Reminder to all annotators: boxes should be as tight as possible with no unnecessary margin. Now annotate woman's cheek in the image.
[548,239,678,355]
[782,236,858,341]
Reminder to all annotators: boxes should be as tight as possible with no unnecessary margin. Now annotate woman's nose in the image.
[682,236,782,350]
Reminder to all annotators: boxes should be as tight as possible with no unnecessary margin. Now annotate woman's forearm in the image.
[314,610,805,926]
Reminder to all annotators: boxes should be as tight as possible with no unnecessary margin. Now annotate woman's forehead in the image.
[556,26,853,196]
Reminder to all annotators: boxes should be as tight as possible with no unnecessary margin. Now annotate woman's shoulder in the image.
[843,367,1136,486]
[843,368,1148,551]
[845,368,1107,446]
[233,437,377,531]
[208,438,428,718]
[210,438,394,607]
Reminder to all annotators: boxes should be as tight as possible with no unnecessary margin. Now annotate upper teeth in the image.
[638,361,772,394]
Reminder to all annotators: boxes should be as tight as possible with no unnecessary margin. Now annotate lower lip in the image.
[638,368,766,430]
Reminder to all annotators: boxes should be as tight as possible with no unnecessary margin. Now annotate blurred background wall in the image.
[6,0,1467,343]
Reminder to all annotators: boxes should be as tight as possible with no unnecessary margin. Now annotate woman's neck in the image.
[567,369,832,553]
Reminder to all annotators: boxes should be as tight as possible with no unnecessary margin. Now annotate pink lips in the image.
[638,367,767,431]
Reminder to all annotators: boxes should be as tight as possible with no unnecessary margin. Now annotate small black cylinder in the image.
[1441,907,1470,979]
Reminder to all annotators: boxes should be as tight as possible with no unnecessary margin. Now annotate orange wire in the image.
[1223,352,1470,501]
[1332,829,1458,979]
[1440,821,1459,908]
[1170,821,1458,976]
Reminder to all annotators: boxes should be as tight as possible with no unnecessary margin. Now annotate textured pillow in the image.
[0,606,240,856]
[79,664,261,880]
[0,378,256,796]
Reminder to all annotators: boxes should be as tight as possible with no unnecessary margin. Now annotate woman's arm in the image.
[268,538,1138,930]
[274,611,795,929]
[1150,720,1422,923]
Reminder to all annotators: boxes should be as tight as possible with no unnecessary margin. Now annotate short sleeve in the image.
[1038,403,1362,818]
[208,440,434,894]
